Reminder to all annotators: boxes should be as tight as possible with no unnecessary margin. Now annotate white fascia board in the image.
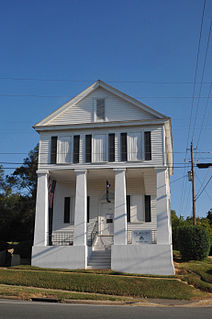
[34,118,169,132]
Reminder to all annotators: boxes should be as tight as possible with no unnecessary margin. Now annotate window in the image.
[85,135,92,163]
[64,197,70,223]
[108,133,115,162]
[57,136,72,164]
[121,133,127,161]
[50,136,58,164]
[145,195,151,222]
[92,134,106,162]
[127,132,142,161]
[87,196,90,223]
[73,135,80,163]
[127,195,131,223]
[96,98,105,121]
[144,131,152,160]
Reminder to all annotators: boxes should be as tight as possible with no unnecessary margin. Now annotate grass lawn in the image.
[0,263,210,301]
[175,257,212,293]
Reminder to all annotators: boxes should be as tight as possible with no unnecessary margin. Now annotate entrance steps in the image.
[87,250,111,269]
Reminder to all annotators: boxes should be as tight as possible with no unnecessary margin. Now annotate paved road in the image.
[0,300,211,319]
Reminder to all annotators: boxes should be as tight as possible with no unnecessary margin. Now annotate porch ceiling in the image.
[50,167,155,183]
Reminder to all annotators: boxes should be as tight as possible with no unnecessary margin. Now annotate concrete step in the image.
[87,250,111,269]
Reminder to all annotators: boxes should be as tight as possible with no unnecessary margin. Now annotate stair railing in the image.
[90,219,98,247]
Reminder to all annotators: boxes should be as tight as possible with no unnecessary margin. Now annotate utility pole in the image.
[190,142,196,225]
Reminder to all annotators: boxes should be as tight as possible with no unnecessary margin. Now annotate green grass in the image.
[0,267,207,300]
[0,284,137,303]
[176,258,212,293]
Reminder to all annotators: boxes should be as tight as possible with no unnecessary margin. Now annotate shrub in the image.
[178,225,210,261]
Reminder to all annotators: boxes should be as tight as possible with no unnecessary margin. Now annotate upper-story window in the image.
[96,98,105,121]
[85,135,92,163]
[120,133,127,161]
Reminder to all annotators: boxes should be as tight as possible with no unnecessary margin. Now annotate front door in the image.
[100,202,114,236]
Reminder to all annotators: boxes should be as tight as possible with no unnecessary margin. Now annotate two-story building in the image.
[31,80,174,275]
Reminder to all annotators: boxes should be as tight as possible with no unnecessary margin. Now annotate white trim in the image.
[34,118,169,132]
[34,80,168,128]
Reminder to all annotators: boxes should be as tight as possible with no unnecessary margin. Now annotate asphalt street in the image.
[0,300,212,319]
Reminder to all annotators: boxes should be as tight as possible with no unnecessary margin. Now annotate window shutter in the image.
[73,135,80,163]
[145,195,151,222]
[108,133,115,162]
[87,196,90,223]
[92,134,106,162]
[127,195,131,223]
[121,133,127,161]
[96,98,105,120]
[144,131,152,160]
[57,136,72,164]
[64,197,70,223]
[50,136,58,164]
[85,135,92,163]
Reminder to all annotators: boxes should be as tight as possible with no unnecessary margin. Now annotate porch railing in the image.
[51,232,74,246]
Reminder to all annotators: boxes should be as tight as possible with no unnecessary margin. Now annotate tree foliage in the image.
[0,145,38,242]
[171,210,212,256]
[177,225,210,261]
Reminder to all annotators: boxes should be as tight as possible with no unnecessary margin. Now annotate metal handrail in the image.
[90,220,98,246]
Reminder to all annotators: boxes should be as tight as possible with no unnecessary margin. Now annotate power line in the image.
[0,77,211,84]
[195,175,212,201]
[1,93,212,99]
[180,0,207,215]
[192,20,212,145]
[196,81,212,147]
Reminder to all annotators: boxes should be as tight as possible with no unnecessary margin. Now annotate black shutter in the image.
[96,98,105,120]
[73,135,80,163]
[85,135,92,163]
[127,195,131,223]
[121,133,127,161]
[50,136,57,164]
[145,131,152,160]
[64,197,70,223]
[87,196,90,223]
[108,133,115,162]
[145,195,151,222]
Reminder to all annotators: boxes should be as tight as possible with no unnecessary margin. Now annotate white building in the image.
[32,80,174,275]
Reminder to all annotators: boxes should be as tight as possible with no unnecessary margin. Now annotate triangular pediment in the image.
[34,80,168,128]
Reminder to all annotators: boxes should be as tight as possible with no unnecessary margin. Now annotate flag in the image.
[48,176,56,209]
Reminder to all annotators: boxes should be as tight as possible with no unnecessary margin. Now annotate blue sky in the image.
[0,0,211,218]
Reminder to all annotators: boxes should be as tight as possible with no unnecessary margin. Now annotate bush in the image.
[178,225,210,261]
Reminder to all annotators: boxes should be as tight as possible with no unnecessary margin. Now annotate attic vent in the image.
[96,98,105,120]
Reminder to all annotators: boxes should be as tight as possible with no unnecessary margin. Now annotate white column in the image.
[33,172,49,246]
[74,170,87,246]
[156,169,172,244]
[114,168,127,245]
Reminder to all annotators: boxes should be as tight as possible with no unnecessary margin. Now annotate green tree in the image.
[0,145,38,242]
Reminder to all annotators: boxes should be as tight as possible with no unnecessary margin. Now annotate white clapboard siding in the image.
[130,195,144,222]
[128,197,157,231]
[57,136,72,164]
[92,134,106,162]
[127,132,142,161]
[47,87,156,126]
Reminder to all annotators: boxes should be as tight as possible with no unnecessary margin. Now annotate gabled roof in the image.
[34,80,169,127]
